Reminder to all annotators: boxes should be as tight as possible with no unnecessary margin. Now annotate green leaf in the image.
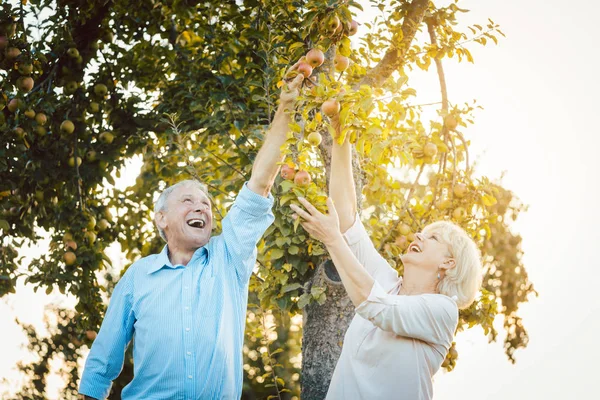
[270,248,285,260]
[282,283,302,293]
[297,293,311,309]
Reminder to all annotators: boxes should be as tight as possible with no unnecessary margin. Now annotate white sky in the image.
[2,0,600,398]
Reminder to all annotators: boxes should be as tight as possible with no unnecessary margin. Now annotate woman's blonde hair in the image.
[423,221,482,309]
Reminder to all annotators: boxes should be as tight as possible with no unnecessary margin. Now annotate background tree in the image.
[0,0,535,398]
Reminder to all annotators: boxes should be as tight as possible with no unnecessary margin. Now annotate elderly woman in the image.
[290,126,482,400]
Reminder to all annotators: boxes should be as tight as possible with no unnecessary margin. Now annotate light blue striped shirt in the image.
[79,183,274,399]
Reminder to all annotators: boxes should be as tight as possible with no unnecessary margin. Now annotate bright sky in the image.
[2,0,600,398]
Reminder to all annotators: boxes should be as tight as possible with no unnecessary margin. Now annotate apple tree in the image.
[0,0,535,398]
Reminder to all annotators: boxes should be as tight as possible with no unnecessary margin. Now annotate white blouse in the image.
[326,215,459,400]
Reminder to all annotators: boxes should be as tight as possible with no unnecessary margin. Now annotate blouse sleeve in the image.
[356,281,458,352]
[342,213,399,291]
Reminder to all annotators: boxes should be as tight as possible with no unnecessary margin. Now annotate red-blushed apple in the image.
[66,240,78,251]
[14,127,25,139]
[348,20,359,36]
[296,62,313,78]
[7,98,23,113]
[321,99,340,117]
[294,170,312,186]
[305,48,325,68]
[64,251,77,266]
[6,47,20,59]
[86,330,97,340]
[334,54,349,72]
[35,113,47,126]
[280,164,296,181]
[17,76,34,92]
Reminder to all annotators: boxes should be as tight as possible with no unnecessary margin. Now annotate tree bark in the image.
[301,1,430,398]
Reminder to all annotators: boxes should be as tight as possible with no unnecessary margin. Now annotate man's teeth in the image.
[411,245,421,253]
[187,219,205,228]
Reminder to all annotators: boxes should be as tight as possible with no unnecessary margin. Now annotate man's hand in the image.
[279,61,305,108]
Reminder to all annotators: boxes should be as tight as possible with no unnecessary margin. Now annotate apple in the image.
[305,48,324,68]
[444,114,458,131]
[5,47,20,59]
[333,54,349,72]
[64,251,77,266]
[64,81,78,94]
[18,63,33,75]
[102,30,114,43]
[86,216,97,230]
[17,76,34,92]
[67,47,79,58]
[452,207,466,220]
[24,109,36,119]
[321,99,340,117]
[85,231,97,244]
[280,164,296,181]
[399,223,411,236]
[325,15,340,33]
[296,62,313,78]
[66,240,78,251]
[34,126,47,136]
[423,142,438,158]
[294,170,311,186]
[60,120,75,134]
[68,156,82,168]
[35,190,44,202]
[453,183,467,198]
[307,131,322,146]
[14,127,25,139]
[94,83,108,97]
[7,98,23,113]
[35,113,47,126]
[99,131,114,144]
[97,218,110,231]
[63,232,73,242]
[89,101,100,112]
[348,20,359,36]
[85,330,97,340]
[85,150,97,162]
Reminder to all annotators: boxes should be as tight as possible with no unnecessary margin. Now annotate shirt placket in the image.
[182,266,195,400]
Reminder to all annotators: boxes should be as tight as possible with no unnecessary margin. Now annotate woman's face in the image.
[400,229,453,273]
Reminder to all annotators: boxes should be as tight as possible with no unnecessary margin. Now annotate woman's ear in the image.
[440,258,456,272]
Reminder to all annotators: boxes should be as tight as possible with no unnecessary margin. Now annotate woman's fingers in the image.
[298,197,320,216]
[290,204,312,220]
[326,197,338,218]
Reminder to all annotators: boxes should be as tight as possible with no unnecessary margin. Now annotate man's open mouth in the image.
[408,243,422,253]
[186,219,206,229]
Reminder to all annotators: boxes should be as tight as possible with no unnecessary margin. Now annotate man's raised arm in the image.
[247,71,304,197]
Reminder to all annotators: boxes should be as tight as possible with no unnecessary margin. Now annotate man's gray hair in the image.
[154,179,210,242]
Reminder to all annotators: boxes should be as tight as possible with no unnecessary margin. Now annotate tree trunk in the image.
[300,1,429,398]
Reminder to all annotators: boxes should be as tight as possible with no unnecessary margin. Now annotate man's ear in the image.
[155,211,167,231]
[440,258,456,272]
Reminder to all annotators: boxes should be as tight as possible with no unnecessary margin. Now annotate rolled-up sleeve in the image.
[356,281,458,351]
[343,213,399,291]
[221,182,275,283]
[79,270,136,400]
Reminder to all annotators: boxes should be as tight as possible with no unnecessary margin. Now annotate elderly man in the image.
[78,72,305,400]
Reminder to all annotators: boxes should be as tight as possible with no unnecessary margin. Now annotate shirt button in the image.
[187,351,192,355]
[185,306,189,310]
[188,375,192,379]
[186,328,190,332]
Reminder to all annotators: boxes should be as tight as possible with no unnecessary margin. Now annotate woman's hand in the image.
[290,197,344,247]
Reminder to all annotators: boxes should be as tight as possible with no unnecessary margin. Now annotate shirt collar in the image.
[147,244,210,275]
